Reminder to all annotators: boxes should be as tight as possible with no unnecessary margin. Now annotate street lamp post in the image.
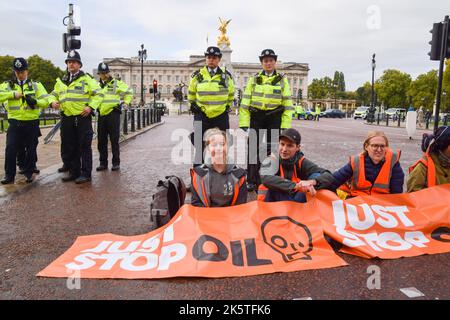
[366,53,376,123]
[138,44,147,107]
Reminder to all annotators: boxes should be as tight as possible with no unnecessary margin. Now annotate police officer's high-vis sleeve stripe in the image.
[37,94,51,99]
[252,101,263,107]
[285,106,295,110]
[243,94,251,99]
[102,99,121,104]
[240,105,249,110]
[8,106,21,110]
[252,92,264,97]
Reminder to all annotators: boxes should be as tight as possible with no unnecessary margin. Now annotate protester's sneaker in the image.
[75,176,91,184]
[96,165,108,171]
[25,175,34,183]
[111,165,120,171]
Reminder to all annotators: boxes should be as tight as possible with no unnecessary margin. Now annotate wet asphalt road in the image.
[0,114,448,300]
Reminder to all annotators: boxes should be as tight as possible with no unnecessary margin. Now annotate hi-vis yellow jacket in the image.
[188,66,235,119]
[239,71,294,129]
[98,78,133,116]
[48,72,102,116]
[0,80,50,121]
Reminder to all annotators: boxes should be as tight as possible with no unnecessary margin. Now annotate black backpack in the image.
[150,175,187,229]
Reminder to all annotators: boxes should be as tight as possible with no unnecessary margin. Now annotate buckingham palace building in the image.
[99,54,310,105]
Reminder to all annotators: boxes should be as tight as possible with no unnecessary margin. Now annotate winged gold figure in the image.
[217,18,232,47]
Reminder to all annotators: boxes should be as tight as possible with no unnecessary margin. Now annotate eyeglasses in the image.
[369,144,386,150]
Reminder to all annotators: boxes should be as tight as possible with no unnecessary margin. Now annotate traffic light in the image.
[153,79,158,94]
[428,23,443,61]
[62,4,81,52]
[298,89,303,100]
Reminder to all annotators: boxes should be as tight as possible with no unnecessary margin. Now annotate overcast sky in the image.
[1,0,449,90]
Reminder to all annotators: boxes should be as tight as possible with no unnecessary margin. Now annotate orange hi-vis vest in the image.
[339,148,401,197]
[190,167,246,207]
[409,152,436,187]
[257,156,305,201]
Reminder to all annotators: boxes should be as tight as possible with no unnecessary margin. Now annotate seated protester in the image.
[332,131,404,198]
[258,128,335,203]
[190,128,247,207]
[407,126,449,192]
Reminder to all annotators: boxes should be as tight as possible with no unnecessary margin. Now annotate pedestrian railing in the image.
[1,106,163,136]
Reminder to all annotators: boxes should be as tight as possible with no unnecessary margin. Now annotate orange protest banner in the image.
[38,201,347,279]
[316,184,450,259]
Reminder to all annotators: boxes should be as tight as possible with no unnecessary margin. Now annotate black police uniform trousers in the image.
[247,110,283,186]
[97,110,121,167]
[4,119,40,179]
[60,114,93,178]
[193,110,229,166]
[17,128,41,169]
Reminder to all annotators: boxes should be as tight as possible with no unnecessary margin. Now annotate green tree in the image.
[0,55,16,83]
[0,55,64,92]
[375,69,412,108]
[355,82,372,106]
[407,70,438,112]
[27,55,64,92]
[442,59,450,112]
[308,78,326,99]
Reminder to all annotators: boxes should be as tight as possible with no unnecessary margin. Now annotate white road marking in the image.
[400,287,425,298]
[293,297,313,300]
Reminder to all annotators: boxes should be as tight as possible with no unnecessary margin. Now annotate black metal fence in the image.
[0,107,163,134]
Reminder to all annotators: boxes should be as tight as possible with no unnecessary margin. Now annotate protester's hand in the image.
[51,101,60,110]
[81,106,92,117]
[14,92,23,99]
[295,180,317,196]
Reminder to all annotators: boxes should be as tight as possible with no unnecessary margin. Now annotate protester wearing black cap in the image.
[48,50,103,184]
[257,128,335,202]
[239,49,295,191]
[0,58,50,184]
[407,126,450,192]
[187,46,235,166]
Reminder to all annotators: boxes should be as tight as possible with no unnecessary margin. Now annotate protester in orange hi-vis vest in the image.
[332,131,405,199]
[190,128,247,207]
[407,126,450,192]
[257,128,335,202]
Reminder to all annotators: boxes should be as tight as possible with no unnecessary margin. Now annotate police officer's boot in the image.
[75,176,91,184]
[61,174,78,182]
[58,164,69,173]
[1,176,14,185]
[96,164,108,171]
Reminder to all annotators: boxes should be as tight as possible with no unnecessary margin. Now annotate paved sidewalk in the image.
[0,120,165,197]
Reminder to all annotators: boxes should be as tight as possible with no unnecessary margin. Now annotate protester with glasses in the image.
[331,131,404,199]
